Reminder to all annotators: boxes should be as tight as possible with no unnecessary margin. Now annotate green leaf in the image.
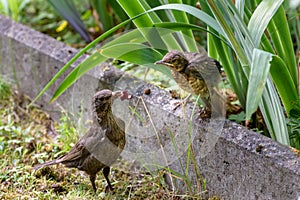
[152,3,224,35]
[270,56,298,114]
[153,22,230,46]
[47,0,92,42]
[235,0,245,18]
[30,14,136,105]
[117,0,182,50]
[8,0,20,21]
[207,0,249,65]
[260,80,290,145]
[205,0,290,145]
[248,0,283,47]
[90,0,114,31]
[267,5,298,89]
[107,0,128,21]
[229,111,246,124]
[246,49,273,120]
[50,52,107,102]
[100,43,171,76]
[101,28,147,48]
[117,0,157,27]
[163,0,198,51]
[101,43,161,64]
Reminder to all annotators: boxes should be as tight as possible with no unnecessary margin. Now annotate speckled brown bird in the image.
[155,50,222,109]
[33,89,127,192]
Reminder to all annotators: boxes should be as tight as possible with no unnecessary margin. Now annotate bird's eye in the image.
[99,97,105,101]
[94,99,101,106]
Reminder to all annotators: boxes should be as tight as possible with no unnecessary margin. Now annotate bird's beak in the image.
[155,60,172,67]
[112,90,123,100]
[154,60,167,65]
[155,60,165,65]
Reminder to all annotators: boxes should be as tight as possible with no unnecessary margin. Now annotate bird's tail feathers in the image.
[32,159,60,170]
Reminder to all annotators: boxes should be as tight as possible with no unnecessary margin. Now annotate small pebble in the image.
[144,88,151,95]
[169,90,180,99]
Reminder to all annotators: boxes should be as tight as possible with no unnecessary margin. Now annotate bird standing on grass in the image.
[33,89,128,192]
[155,50,222,112]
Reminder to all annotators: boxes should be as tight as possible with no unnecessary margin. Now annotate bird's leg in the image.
[103,166,113,192]
[89,174,97,192]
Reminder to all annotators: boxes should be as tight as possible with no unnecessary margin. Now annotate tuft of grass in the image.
[0,77,11,100]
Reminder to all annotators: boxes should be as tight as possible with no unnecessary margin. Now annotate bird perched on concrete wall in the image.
[155,50,222,112]
[33,89,128,192]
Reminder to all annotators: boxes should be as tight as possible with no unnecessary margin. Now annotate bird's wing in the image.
[184,52,222,72]
[186,53,221,87]
[54,122,122,168]
[84,123,124,166]
[57,141,89,164]
[58,125,106,164]
[32,129,93,169]
[114,115,125,132]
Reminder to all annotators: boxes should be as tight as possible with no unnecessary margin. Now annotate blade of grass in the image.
[100,43,162,63]
[100,43,171,75]
[154,3,224,35]
[8,0,20,21]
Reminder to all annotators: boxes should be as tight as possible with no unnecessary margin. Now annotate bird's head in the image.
[93,89,122,114]
[155,50,189,72]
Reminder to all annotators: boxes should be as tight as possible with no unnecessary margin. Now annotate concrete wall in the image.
[1,15,299,199]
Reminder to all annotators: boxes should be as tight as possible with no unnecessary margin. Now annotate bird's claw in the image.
[105,184,113,193]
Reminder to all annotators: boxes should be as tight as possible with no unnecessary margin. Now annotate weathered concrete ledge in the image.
[1,15,300,199]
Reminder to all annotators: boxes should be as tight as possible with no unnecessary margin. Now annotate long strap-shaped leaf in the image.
[206,0,291,145]
[31,3,221,104]
[47,0,92,42]
[246,48,272,120]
